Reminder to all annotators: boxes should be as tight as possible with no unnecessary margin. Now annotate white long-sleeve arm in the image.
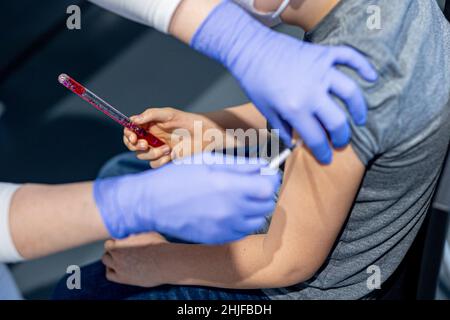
[0,183,23,263]
[88,0,183,33]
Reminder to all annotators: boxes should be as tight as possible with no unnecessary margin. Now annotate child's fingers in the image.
[102,252,115,268]
[123,136,139,152]
[148,145,171,160]
[135,145,170,161]
[150,155,172,169]
[124,128,138,144]
[136,139,149,151]
[136,150,151,161]
[104,239,116,251]
[133,108,174,125]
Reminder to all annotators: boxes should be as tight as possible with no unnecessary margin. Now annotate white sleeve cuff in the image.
[0,183,24,263]
[151,0,183,33]
[89,0,183,33]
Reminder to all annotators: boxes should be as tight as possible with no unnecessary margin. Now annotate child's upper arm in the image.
[263,144,366,282]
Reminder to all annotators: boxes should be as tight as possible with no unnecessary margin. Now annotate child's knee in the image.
[98,152,149,179]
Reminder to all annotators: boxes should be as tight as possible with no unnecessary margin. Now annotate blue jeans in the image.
[97,152,150,179]
[0,264,22,300]
[52,152,269,300]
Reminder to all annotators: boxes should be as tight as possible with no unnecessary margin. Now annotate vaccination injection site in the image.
[1,0,450,311]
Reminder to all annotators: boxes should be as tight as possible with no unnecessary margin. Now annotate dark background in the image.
[0,0,247,185]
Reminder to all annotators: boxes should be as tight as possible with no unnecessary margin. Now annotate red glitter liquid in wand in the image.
[58,74,164,148]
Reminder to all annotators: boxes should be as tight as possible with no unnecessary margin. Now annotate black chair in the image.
[445,0,450,22]
[415,0,450,299]
[416,155,450,299]
[376,147,449,300]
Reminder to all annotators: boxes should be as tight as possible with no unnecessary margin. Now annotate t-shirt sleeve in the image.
[334,59,403,166]
[302,0,421,167]
[349,120,381,166]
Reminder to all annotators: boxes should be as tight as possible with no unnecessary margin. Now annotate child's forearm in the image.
[199,103,267,150]
[155,234,303,289]
[203,103,267,131]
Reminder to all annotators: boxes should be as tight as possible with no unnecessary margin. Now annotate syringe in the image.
[267,140,302,171]
[58,74,164,148]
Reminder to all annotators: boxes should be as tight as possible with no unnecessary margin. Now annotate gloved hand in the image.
[192,1,378,164]
[94,153,280,244]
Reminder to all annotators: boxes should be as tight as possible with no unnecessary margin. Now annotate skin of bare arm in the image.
[169,0,221,44]
[205,103,267,131]
[104,144,365,288]
[9,183,109,260]
[281,0,340,31]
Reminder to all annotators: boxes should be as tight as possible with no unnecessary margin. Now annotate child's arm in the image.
[204,103,267,131]
[104,144,365,289]
[124,103,265,168]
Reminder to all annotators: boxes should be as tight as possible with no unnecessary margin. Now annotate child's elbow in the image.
[267,262,319,288]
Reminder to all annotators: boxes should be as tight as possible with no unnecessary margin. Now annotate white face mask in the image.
[233,0,290,27]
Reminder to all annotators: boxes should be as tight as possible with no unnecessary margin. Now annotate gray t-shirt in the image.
[265,0,450,299]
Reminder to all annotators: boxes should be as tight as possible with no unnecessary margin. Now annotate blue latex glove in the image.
[94,153,280,244]
[191,1,378,164]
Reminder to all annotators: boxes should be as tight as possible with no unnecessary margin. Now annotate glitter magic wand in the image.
[58,74,164,148]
